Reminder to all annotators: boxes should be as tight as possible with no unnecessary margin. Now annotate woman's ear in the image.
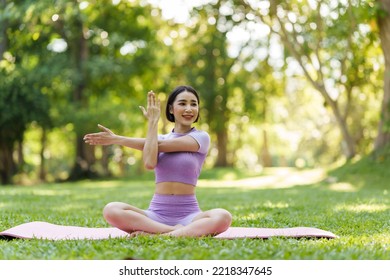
[169,105,173,114]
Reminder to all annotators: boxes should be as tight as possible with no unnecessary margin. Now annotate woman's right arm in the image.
[83,124,145,151]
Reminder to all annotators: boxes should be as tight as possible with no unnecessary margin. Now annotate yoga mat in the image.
[0,221,337,240]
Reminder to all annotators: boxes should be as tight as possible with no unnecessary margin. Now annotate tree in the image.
[1,0,162,183]
[243,0,380,159]
[42,0,157,180]
[0,0,51,184]
[171,1,258,166]
[375,0,390,152]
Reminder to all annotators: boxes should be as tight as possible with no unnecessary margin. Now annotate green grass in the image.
[1,158,389,260]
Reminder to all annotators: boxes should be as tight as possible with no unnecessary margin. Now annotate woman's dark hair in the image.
[165,85,200,123]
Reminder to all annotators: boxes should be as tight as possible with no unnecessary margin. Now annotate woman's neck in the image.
[173,124,193,134]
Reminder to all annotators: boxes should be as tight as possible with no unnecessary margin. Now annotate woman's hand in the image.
[140,90,160,169]
[139,90,161,124]
[83,124,117,146]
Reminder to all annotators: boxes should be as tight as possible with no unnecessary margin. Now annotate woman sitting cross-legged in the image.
[83,85,232,237]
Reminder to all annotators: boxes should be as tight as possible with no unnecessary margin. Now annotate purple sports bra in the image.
[155,128,210,186]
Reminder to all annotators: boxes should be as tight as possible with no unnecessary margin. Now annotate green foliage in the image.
[0,1,53,144]
[1,0,389,183]
[0,56,51,145]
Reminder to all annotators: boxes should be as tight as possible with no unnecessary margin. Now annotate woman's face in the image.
[170,91,199,126]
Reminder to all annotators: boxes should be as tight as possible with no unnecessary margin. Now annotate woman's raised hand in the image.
[83,124,116,146]
[139,90,161,123]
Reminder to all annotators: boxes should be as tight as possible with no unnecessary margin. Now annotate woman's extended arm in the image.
[84,124,201,152]
[84,91,202,156]
[83,124,145,151]
[139,91,160,170]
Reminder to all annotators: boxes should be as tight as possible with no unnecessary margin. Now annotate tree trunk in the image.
[69,137,96,180]
[215,129,229,167]
[0,0,13,185]
[262,1,357,160]
[261,129,272,167]
[213,88,231,167]
[375,0,390,152]
[318,87,356,159]
[0,0,7,59]
[0,141,15,185]
[17,140,24,169]
[39,127,47,181]
[68,13,96,180]
[101,146,111,177]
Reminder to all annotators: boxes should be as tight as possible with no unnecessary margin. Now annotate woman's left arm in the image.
[140,91,160,170]
[158,136,200,153]
[158,130,210,154]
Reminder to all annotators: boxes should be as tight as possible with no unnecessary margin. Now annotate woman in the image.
[83,85,232,237]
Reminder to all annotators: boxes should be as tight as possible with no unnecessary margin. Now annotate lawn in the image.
[0,157,389,260]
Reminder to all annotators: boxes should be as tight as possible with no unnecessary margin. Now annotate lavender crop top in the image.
[155,128,210,186]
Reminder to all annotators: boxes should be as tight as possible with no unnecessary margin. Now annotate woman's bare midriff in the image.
[155,182,195,195]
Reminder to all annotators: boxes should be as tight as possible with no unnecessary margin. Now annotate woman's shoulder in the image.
[188,128,210,153]
[190,127,208,134]
[188,128,210,138]
[158,128,210,142]
[158,132,171,140]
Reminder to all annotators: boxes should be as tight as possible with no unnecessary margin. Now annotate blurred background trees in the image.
[1,0,389,185]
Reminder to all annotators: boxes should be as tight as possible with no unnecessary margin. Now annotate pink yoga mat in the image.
[0,221,337,240]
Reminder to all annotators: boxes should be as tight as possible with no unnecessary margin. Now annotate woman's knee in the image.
[102,202,122,221]
[213,208,232,231]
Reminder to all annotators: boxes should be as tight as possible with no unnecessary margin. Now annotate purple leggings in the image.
[144,194,202,226]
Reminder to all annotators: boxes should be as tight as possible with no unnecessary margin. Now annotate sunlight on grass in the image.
[335,203,389,213]
[237,212,264,221]
[30,189,72,196]
[370,233,390,244]
[241,213,263,219]
[53,203,90,212]
[231,201,289,212]
[80,181,131,189]
[264,201,290,209]
[198,168,326,189]
[328,182,357,192]
[219,171,239,180]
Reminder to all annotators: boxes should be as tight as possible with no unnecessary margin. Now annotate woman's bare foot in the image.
[129,224,183,237]
[161,224,184,236]
[129,231,154,237]
[173,224,184,230]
